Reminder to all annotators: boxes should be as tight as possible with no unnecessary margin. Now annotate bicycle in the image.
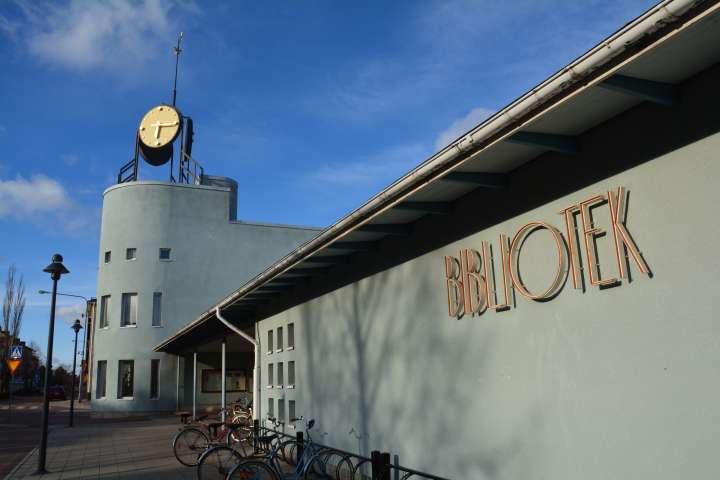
[226,417,330,480]
[172,407,248,467]
[196,416,281,480]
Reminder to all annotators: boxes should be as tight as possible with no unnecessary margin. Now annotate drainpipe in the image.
[193,352,197,420]
[221,340,226,423]
[216,307,260,420]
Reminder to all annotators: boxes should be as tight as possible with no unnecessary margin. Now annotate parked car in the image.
[47,386,67,401]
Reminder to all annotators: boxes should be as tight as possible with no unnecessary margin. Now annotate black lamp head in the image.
[71,318,83,333]
[43,253,69,280]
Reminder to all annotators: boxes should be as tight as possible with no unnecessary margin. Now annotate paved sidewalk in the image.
[5,417,195,479]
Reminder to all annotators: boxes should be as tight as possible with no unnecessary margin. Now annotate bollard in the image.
[296,431,304,464]
[371,450,381,480]
[253,419,260,453]
[380,452,391,480]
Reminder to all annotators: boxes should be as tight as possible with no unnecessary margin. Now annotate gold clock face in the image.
[138,105,181,149]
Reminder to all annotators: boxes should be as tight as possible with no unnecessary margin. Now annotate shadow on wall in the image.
[300,262,546,478]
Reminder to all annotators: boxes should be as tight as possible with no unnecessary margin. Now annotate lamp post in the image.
[69,319,82,427]
[37,254,69,474]
[38,291,90,402]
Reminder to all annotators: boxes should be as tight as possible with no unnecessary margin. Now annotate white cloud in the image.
[0,175,73,218]
[304,143,430,189]
[434,107,494,151]
[56,303,86,325]
[5,0,199,71]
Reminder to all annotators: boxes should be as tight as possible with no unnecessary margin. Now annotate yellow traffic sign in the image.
[6,359,21,375]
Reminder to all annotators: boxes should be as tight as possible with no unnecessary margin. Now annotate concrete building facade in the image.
[91,180,319,412]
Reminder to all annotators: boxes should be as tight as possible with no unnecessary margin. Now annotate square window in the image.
[118,360,134,398]
[99,295,110,329]
[268,363,274,387]
[150,359,160,399]
[277,327,283,352]
[126,248,136,260]
[267,330,273,354]
[288,361,295,387]
[120,293,138,327]
[159,248,171,260]
[104,251,111,263]
[277,362,283,387]
[96,360,107,399]
[268,398,274,418]
[287,323,294,350]
[152,292,162,327]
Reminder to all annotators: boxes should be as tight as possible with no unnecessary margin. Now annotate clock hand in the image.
[150,120,179,140]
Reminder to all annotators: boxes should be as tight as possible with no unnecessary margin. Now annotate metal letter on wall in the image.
[508,222,568,300]
[607,186,650,278]
[444,256,464,317]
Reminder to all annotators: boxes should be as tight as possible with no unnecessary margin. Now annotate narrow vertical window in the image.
[268,398,274,418]
[118,360,134,398]
[104,251,111,263]
[99,295,110,328]
[152,292,162,327]
[268,363,274,387]
[277,362,284,387]
[121,293,138,326]
[267,330,273,353]
[96,360,107,399]
[126,248,136,260]
[287,323,295,349]
[159,248,171,260]
[277,327,283,351]
[288,361,295,387]
[150,359,160,399]
[289,400,296,421]
[278,399,285,423]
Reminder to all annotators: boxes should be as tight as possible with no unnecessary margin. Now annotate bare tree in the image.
[1,265,26,394]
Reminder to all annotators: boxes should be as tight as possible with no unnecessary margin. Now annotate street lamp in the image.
[38,290,90,402]
[37,254,69,475]
[69,319,82,427]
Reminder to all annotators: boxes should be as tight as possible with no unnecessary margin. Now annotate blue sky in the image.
[0,0,658,366]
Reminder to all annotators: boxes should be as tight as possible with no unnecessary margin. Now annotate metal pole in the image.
[192,352,197,420]
[69,328,79,427]
[37,276,58,474]
[78,311,87,402]
[7,373,12,424]
[221,341,226,423]
[176,355,180,412]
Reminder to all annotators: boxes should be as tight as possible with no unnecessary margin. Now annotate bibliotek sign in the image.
[443,186,651,317]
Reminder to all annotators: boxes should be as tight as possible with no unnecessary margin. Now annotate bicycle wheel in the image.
[279,439,297,465]
[319,450,353,480]
[227,460,278,480]
[173,427,209,467]
[198,445,243,480]
[302,454,329,479]
[227,424,253,448]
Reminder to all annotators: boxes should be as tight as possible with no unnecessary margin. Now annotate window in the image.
[289,400,296,421]
[104,251,111,263]
[267,330,273,354]
[99,295,110,329]
[118,360,134,398]
[277,362,284,387]
[288,361,295,388]
[278,399,285,423]
[159,248,171,260]
[152,292,162,327]
[277,327,283,352]
[288,323,295,350]
[120,293,138,327]
[96,360,107,399]
[126,248,136,260]
[150,359,160,399]
[268,398,274,418]
[268,363,274,387]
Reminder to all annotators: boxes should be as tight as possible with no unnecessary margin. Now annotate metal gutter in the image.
[154,0,715,352]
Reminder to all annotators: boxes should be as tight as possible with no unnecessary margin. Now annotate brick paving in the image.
[4,416,196,480]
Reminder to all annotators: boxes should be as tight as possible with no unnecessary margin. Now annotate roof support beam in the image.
[326,241,377,251]
[395,201,453,215]
[506,131,579,154]
[283,268,327,276]
[356,224,412,236]
[598,74,677,106]
[441,172,508,189]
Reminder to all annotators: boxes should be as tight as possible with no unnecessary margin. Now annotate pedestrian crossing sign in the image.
[10,345,22,360]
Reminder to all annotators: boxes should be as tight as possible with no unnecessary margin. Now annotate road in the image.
[0,395,91,478]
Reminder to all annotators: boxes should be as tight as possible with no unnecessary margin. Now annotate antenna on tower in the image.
[172,32,184,107]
